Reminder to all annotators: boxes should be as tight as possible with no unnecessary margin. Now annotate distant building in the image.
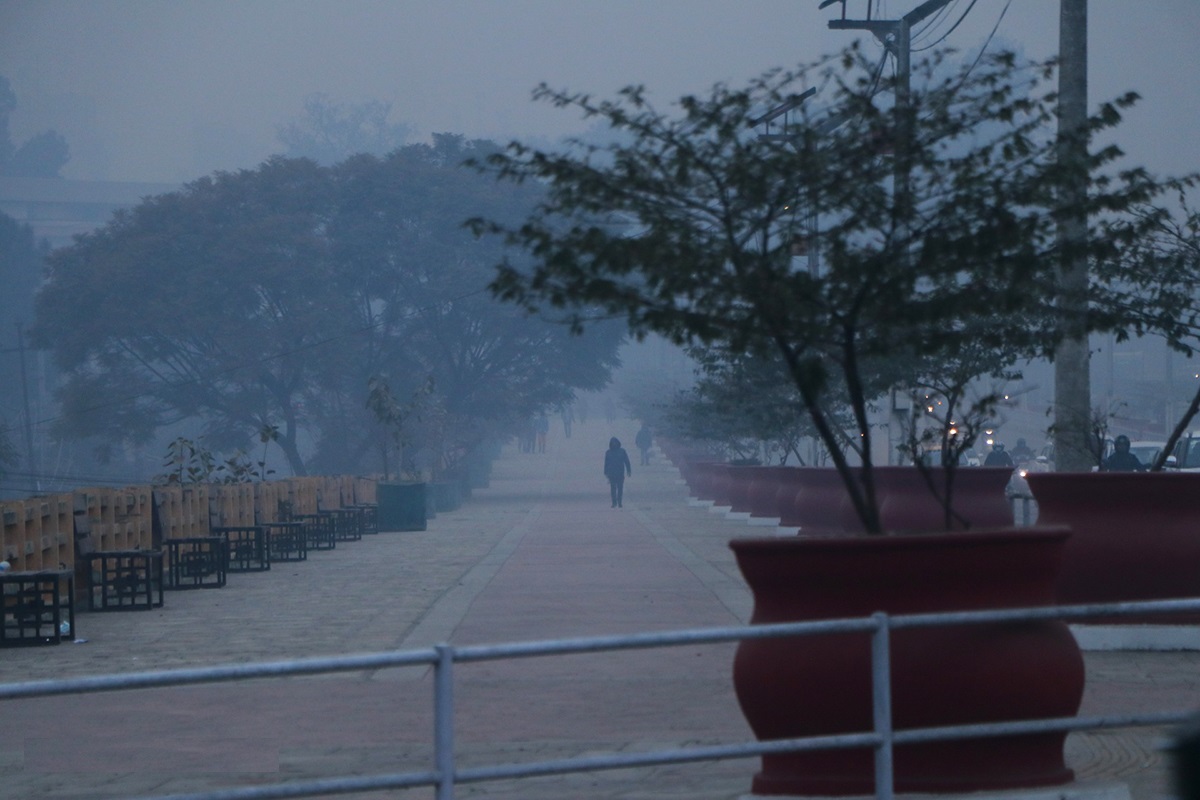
[0,176,179,249]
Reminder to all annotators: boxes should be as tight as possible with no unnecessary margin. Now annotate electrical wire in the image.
[909,0,961,50]
[959,0,1013,78]
[913,0,980,53]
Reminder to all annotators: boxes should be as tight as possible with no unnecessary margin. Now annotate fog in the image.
[2,1,1198,184]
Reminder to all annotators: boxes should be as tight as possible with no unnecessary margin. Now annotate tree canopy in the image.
[0,76,69,177]
[33,136,623,476]
[471,44,1174,533]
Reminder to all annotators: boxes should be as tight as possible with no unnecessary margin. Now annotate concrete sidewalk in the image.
[1,417,1198,799]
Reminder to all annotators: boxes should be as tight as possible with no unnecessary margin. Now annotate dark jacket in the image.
[604,439,632,481]
[1102,451,1144,472]
[635,426,653,450]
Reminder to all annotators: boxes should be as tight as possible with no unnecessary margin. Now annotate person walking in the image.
[635,423,653,466]
[603,436,632,508]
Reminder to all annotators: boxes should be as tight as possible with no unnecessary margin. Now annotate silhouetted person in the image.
[984,443,1014,468]
[1011,437,1034,464]
[1102,435,1144,472]
[604,436,632,508]
[635,423,653,466]
[561,404,574,438]
[535,414,549,453]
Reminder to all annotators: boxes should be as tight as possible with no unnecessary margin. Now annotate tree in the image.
[315,135,623,475]
[32,157,341,474]
[32,137,624,478]
[1104,195,1200,469]
[277,93,413,165]
[471,44,1167,534]
[0,75,70,177]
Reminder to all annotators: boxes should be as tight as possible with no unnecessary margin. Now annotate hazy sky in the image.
[1,1,1197,184]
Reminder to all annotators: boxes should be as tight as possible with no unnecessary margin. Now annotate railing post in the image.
[434,644,456,800]
[870,612,895,800]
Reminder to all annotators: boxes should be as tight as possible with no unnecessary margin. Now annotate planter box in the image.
[730,527,1082,795]
[377,482,427,532]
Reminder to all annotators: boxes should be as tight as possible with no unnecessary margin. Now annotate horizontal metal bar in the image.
[889,598,1200,630]
[7,596,1200,701]
[134,707,1195,800]
[138,769,440,800]
[452,616,880,663]
[891,710,1194,745]
[0,647,438,700]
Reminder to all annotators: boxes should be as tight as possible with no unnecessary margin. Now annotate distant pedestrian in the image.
[561,404,574,439]
[635,423,653,466]
[536,414,549,453]
[603,436,632,508]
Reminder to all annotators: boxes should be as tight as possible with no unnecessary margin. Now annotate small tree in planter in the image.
[469,43,1177,794]
[667,347,836,466]
[897,335,1025,529]
[471,45,1160,533]
[1104,196,1200,470]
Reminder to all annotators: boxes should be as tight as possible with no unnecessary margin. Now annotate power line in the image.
[912,0,980,52]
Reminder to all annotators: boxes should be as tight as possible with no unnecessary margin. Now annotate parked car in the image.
[1168,435,1200,471]
[1127,440,1168,469]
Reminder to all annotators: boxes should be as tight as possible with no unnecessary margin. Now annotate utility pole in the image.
[822,0,953,464]
[1054,0,1092,471]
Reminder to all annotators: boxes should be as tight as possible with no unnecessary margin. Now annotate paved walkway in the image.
[1,417,1198,799]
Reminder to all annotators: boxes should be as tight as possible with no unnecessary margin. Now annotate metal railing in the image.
[2,597,1197,800]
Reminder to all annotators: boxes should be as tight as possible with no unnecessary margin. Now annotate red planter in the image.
[872,466,1014,532]
[683,461,723,503]
[1027,471,1200,617]
[778,467,1013,534]
[730,527,1083,795]
[726,465,759,514]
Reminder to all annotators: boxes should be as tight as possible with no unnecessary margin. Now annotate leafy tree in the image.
[664,347,836,466]
[33,137,624,478]
[7,130,70,178]
[316,135,623,474]
[0,76,70,177]
[32,157,340,474]
[471,44,1170,534]
[1103,196,1200,469]
[277,93,413,165]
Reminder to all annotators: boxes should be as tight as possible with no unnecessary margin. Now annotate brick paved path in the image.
[1,417,1198,799]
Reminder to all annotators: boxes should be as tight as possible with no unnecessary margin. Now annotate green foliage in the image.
[1100,195,1200,469]
[276,93,413,165]
[153,434,276,485]
[33,136,624,479]
[0,76,69,177]
[471,44,1171,533]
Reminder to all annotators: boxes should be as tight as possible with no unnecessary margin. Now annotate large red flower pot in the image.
[684,461,723,503]
[1027,471,1200,618]
[726,465,759,514]
[782,468,855,532]
[871,466,1014,532]
[730,527,1083,795]
[780,467,1013,535]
